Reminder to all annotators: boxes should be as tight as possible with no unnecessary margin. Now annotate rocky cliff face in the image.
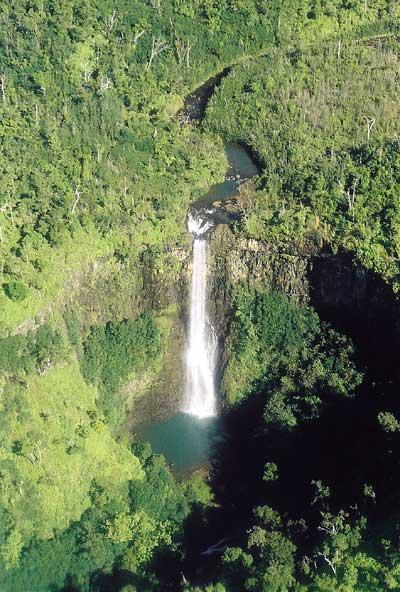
[56,219,400,421]
[209,224,315,304]
[207,223,400,404]
[59,243,193,426]
[62,246,191,330]
[206,224,319,405]
[309,252,400,379]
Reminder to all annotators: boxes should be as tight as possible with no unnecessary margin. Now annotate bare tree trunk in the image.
[0,75,6,100]
[363,116,375,141]
[338,179,359,220]
[134,29,145,46]
[318,552,337,576]
[71,187,82,213]
[146,37,168,71]
[0,203,14,224]
[99,74,112,92]
[83,62,92,83]
[108,10,117,32]
[175,38,191,68]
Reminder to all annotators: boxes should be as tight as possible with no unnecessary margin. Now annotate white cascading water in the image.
[182,211,217,418]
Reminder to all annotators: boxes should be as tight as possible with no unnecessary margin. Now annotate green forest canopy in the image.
[1,1,400,591]
[205,39,400,288]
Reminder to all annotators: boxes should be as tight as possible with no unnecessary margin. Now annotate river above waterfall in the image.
[191,142,259,225]
[135,142,259,473]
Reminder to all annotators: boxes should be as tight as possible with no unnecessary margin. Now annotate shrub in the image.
[4,281,28,302]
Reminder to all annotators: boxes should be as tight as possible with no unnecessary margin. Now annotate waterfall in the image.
[183,211,217,418]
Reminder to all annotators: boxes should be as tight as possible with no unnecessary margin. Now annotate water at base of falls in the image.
[182,211,217,419]
[139,412,221,473]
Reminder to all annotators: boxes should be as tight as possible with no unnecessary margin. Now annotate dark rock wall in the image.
[208,226,400,401]
[309,252,400,379]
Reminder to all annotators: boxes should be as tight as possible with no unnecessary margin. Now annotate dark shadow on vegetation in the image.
[307,252,400,519]
[92,549,184,591]
[92,569,148,592]
[178,67,231,123]
[182,251,400,584]
[57,577,80,592]
[309,251,400,381]
[150,547,184,591]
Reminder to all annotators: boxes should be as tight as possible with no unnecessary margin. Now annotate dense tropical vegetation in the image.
[1,0,400,590]
[205,39,400,288]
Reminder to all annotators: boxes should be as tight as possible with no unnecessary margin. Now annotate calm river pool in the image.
[138,412,223,473]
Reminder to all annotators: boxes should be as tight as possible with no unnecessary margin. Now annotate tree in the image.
[146,37,168,71]
[4,280,28,301]
[378,411,400,433]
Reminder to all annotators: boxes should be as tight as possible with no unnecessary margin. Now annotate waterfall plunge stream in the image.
[182,211,217,418]
[137,144,259,472]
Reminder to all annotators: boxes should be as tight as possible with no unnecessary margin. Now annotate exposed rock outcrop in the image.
[207,224,400,404]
